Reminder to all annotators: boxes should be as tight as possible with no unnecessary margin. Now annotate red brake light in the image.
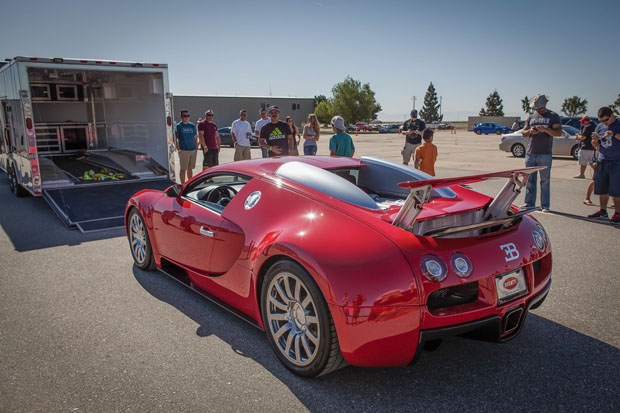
[26,118,33,130]
[167,116,172,127]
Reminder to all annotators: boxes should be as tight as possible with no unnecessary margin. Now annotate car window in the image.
[183,173,253,212]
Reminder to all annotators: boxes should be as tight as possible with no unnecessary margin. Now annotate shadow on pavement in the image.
[0,172,124,252]
[133,266,619,411]
[547,210,620,228]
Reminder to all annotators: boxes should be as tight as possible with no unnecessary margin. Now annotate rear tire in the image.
[571,145,580,160]
[475,130,482,135]
[261,259,345,377]
[127,209,156,271]
[8,164,28,197]
[496,129,502,135]
[511,143,526,158]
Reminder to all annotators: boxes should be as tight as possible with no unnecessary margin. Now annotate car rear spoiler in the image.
[392,167,547,234]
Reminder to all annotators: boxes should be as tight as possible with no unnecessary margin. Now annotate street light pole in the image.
[412,96,416,110]
[439,96,442,119]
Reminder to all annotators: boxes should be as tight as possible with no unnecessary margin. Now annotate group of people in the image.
[174,106,355,183]
[515,94,619,223]
[400,109,438,176]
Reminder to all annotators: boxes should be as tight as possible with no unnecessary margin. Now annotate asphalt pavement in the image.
[1,131,619,412]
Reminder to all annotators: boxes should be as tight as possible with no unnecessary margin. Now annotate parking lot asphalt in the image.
[1,131,619,412]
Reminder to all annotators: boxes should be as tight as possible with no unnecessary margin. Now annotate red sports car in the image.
[125,156,552,377]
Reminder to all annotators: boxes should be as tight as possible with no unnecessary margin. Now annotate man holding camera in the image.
[401,109,426,165]
[588,107,620,223]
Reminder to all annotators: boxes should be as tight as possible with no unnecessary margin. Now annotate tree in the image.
[419,82,442,123]
[521,96,533,114]
[610,93,620,116]
[479,90,504,116]
[331,76,381,125]
[314,95,327,108]
[314,100,333,125]
[561,96,588,117]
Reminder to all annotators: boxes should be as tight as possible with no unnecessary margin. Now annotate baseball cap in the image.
[268,106,280,113]
[411,109,418,118]
[580,116,590,124]
[530,94,548,109]
[422,128,434,140]
[331,116,346,131]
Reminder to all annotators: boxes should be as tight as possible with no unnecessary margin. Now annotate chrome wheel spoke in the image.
[283,276,294,301]
[294,335,301,363]
[268,295,288,312]
[301,296,311,309]
[284,332,294,355]
[269,313,287,321]
[306,329,319,346]
[294,279,301,302]
[301,335,312,357]
[273,323,291,341]
[274,282,290,304]
[305,315,318,325]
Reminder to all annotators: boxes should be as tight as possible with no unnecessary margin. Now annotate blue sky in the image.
[1,0,618,121]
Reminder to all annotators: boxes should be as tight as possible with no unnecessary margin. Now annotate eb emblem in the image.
[500,243,519,262]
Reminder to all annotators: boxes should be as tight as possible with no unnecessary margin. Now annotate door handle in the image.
[200,227,215,237]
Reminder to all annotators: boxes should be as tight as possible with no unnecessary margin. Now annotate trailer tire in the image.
[127,209,156,271]
[8,164,29,197]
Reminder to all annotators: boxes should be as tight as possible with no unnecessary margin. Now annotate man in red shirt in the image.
[198,109,221,171]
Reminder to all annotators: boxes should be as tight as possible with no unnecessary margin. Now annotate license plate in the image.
[496,269,528,305]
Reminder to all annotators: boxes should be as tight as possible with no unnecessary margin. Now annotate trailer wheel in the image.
[127,209,156,271]
[7,164,28,197]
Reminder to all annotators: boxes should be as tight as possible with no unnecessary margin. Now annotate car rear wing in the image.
[392,167,546,233]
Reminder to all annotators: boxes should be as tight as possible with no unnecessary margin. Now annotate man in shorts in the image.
[255,108,270,158]
[401,109,426,165]
[198,110,221,171]
[231,109,252,161]
[588,107,620,223]
[574,116,596,179]
[174,109,198,184]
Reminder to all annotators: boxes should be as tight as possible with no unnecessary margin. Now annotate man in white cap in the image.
[329,116,355,157]
[521,94,562,212]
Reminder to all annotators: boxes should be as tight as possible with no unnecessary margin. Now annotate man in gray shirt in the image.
[521,94,562,212]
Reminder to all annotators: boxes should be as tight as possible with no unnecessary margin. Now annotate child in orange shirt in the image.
[414,128,438,176]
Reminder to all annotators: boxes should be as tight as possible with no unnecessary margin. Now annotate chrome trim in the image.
[200,227,215,237]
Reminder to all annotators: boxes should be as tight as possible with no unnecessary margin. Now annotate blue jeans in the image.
[524,154,552,209]
[303,145,317,155]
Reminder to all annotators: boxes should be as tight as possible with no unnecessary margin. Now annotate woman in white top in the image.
[302,113,320,155]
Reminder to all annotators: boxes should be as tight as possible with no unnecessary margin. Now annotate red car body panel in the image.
[125,156,552,368]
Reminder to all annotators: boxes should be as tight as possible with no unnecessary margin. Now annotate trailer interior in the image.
[28,66,173,232]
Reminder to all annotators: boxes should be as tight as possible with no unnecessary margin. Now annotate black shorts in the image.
[203,149,219,167]
[593,160,620,197]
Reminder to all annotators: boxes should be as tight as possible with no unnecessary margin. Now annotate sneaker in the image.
[519,204,534,209]
[587,209,608,219]
[573,174,585,179]
[610,213,620,224]
[541,208,550,213]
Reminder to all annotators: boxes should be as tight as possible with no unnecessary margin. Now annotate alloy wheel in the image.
[129,213,147,265]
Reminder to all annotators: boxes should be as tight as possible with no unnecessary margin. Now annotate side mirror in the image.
[165,184,182,197]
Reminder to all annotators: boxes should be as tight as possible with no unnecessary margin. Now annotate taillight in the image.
[167,116,172,127]
[26,118,33,130]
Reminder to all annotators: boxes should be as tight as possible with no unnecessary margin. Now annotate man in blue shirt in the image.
[588,106,620,223]
[175,109,198,184]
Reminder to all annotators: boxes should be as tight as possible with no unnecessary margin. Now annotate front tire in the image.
[496,129,502,135]
[571,145,580,160]
[511,143,526,158]
[8,164,28,197]
[127,209,156,271]
[475,129,482,135]
[261,260,345,377]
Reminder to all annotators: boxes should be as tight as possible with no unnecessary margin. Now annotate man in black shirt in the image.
[401,109,426,165]
[574,116,596,179]
[259,106,294,157]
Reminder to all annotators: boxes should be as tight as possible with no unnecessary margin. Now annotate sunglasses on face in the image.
[600,116,610,123]
[206,114,214,117]
[181,115,190,118]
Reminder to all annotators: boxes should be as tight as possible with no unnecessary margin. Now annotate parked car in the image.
[499,125,580,159]
[561,116,599,129]
[126,155,551,377]
[218,127,258,147]
[474,122,512,135]
[379,124,400,133]
[355,122,372,132]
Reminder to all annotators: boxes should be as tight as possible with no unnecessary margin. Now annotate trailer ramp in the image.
[42,178,174,232]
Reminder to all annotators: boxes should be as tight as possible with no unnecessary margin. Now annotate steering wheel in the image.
[205,185,238,205]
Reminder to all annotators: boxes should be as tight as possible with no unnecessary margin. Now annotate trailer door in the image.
[42,178,174,232]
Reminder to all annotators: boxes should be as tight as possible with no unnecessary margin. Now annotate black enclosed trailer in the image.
[0,56,177,232]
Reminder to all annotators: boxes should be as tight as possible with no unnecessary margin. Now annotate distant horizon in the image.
[1,0,617,122]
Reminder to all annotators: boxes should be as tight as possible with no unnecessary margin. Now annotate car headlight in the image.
[532,230,545,251]
[420,255,448,282]
[450,252,473,278]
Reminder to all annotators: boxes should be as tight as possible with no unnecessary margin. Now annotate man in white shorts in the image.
[575,116,596,179]
[175,109,198,184]
[231,109,253,161]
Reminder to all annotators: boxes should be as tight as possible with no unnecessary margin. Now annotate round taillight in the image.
[420,255,448,282]
[533,230,545,251]
[451,252,473,278]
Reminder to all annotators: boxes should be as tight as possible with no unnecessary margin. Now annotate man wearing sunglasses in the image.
[588,107,620,223]
[259,106,293,157]
[175,109,198,184]
[198,110,221,171]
